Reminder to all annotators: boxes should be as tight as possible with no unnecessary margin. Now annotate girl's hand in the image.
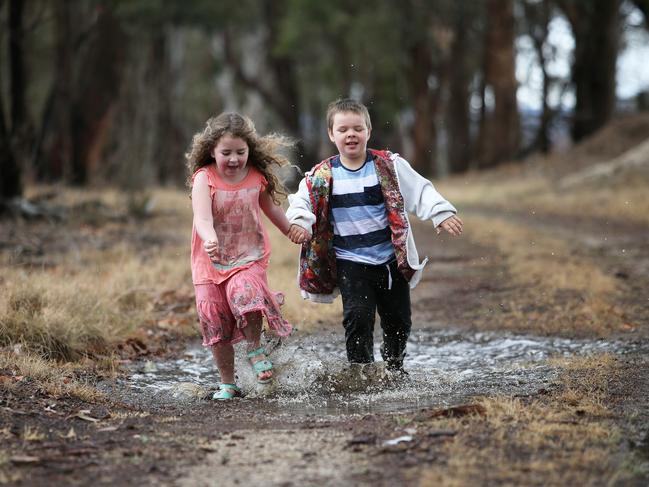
[287,224,311,244]
[437,215,463,236]
[203,239,219,261]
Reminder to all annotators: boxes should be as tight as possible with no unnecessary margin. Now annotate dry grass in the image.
[413,354,632,486]
[22,425,46,442]
[437,159,649,226]
[1,187,196,399]
[2,186,196,358]
[458,214,626,336]
[1,240,194,360]
[0,351,106,402]
[0,185,341,398]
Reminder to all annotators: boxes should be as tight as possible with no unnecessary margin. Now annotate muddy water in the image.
[106,329,644,417]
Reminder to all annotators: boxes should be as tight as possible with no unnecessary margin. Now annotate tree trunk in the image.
[523,0,552,154]
[35,2,74,181]
[152,29,184,185]
[0,0,22,200]
[0,96,22,200]
[406,40,438,176]
[477,0,520,168]
[560,0,620,141]
[69,7,127,185]
[446,6,471,173]
[9,0,26,133]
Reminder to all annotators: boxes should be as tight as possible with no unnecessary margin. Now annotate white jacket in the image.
[286,152,457,302]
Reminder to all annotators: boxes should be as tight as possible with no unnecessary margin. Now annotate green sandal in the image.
[212,383,242,400]
[247,347,273,384]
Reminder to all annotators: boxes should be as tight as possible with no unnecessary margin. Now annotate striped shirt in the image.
[330,152,395,265]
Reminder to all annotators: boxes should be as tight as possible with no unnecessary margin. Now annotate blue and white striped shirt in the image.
[330,152,395,265]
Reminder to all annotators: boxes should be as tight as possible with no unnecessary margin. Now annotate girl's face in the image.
[212,134,250,182]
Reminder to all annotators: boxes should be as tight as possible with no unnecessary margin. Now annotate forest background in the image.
[2,0,649,201]
[3,1,649,485]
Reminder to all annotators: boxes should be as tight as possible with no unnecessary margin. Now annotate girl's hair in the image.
[185,112,293,204]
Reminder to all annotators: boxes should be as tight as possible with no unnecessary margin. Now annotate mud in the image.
[3,210,649,486]
[114,329,645,416]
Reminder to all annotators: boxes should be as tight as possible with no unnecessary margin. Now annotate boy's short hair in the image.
[326,98,372,132]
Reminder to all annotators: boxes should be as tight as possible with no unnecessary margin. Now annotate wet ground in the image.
[116,329,647,417]
[4,208,649,486]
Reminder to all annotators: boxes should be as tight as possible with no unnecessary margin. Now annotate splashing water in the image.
[114,329,644,417]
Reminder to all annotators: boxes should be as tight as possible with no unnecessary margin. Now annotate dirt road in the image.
[3,210,649,486]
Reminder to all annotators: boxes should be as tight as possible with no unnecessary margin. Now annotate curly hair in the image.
[185,113,293,204]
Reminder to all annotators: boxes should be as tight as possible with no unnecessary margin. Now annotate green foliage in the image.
[114,0,261,31]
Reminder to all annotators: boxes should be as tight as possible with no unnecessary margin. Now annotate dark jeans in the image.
[336,258,412,368]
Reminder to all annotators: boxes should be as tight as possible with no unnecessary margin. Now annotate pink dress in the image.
[191,165,292,346]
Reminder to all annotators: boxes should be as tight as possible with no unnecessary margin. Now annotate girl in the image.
[186,112,306,400]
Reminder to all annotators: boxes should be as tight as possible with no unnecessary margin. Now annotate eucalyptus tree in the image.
[557,0,621,141]
[0,0,26,201]
[476,0,520,168]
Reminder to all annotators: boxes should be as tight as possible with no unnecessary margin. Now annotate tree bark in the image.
[0,91,22,199]
[406,39,438,176]
[69,7,127,185]
[9,0,26,133]
[35,2,74,181]
[559,0,620,141]
[476,0,520,168]
[0,0,23,200]
[222,0,315,170]
[522,0,552,154]
[446,6,472,173]
[152,29,184,185]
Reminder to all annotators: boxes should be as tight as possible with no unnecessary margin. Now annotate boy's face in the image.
[328,111,371,163]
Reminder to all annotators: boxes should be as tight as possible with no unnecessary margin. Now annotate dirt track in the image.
[3,210,649,486]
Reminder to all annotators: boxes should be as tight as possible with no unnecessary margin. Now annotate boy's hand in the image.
[437,215,463,236]
[287,224,311,244]
[203,239,219,261]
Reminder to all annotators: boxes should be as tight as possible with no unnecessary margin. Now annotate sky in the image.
[515,9,649,111]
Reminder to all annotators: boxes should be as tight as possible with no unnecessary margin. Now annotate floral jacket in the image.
[286,150,457,303]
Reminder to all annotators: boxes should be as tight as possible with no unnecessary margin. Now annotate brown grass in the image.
[0,351,106,402]
[412,354,632,486]
[0,186,342,398]
[458,214,626,337]
[437,159,649,226]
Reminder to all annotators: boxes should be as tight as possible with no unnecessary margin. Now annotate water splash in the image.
[112,329,645,416]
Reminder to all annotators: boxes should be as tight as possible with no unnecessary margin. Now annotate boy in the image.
[286,98,463,371]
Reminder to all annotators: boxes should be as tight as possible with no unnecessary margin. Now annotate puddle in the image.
[103,329,646,417]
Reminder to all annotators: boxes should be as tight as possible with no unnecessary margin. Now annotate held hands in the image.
[287,224,311,244]
[203,239,219,262]
[436,215,464,236]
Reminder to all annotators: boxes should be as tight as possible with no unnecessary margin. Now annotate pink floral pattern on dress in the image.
[195,262,291,346]
[190,166,271,286]
[212,187,265,270]
[190,166,292,346]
